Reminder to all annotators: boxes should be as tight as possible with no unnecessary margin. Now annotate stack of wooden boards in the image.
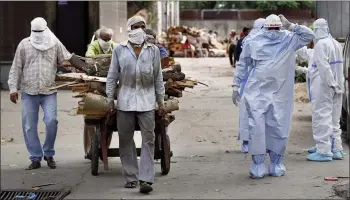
[53,60,207,125]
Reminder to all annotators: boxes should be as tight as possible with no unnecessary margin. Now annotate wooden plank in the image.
[57,73,107,82]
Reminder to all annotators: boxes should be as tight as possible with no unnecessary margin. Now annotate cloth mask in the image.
[264,30,281,40]
[31,31,45,44]
[98,38,112,53]
[29,28,58,51]
[128,28,146,45]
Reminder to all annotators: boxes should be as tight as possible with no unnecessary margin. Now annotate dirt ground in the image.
[1,58,348,199]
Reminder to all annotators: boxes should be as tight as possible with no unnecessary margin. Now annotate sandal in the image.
[125,181,138,188]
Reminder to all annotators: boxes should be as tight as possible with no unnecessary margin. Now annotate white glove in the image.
[232,86,241,106]
[278,14,293,30]
[296,66,307,74]
[332,85,343,94]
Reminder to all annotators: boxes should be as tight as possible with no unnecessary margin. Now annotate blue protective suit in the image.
[233,24,314,178]
[238,19,266,149]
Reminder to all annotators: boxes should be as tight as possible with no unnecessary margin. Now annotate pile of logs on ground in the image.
[52,58,207,125]
[159,25,227,58]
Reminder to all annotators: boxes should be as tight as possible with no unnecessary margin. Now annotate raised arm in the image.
[279,14,314,51]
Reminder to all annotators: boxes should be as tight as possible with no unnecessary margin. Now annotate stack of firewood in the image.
[162,63,207,98]
[53,57,206,125]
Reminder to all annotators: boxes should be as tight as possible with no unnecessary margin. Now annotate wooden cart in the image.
[84,112,172,176]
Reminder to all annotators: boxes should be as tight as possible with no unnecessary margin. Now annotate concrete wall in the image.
[0,62,11,90]
[181,19,314,39]
[316,1,350,38]
[99,1,128,42]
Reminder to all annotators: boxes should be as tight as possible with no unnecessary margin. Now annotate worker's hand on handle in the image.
[86,64,97,76]
[10,92,18,104]
[278,14,292,30]
[232,86,241,106]
[108,101,115,113]
[158,104,167,117]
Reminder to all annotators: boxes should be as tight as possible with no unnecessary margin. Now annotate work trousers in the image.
[21,92,58,162]
[228,43,237,66]
[117,110,155,183]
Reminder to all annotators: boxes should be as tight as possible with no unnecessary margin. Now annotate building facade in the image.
[0,1,127,89]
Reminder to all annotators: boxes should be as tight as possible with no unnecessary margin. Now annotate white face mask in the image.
[264,30,281,40]
[29,28,58,51]
[30,31,45,44]
[128,28,146,45]
[98,38,112,53]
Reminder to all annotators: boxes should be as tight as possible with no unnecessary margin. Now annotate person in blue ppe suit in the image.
[232,14,314,179]
[238,18,266,153]
[305,19,345,162]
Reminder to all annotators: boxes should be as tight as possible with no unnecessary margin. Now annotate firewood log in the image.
[162,72,185,81]
[169,63,182,72]
[164,114,175,126]
[77,93,109,115]
[166,88,182,98]
[164,99,179,113]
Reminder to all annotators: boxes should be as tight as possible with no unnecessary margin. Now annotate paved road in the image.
[1,58,348,199]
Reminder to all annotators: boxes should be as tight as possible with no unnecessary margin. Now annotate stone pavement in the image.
[1,58,348,199]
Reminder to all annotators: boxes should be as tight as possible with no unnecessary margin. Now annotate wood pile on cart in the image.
[54,58,207,123]
[51,55,207,176]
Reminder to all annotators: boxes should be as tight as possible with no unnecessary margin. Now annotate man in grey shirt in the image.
[8,17,94,170]
[106,15,166,194]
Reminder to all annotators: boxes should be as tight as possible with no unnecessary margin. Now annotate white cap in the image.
[31,17,47,31]
[264,14,282,28]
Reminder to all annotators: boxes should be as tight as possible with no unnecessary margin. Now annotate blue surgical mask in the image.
[264,30,281,40]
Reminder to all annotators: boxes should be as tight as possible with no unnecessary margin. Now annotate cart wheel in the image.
[91,126,100,176]
[161,134,171,175]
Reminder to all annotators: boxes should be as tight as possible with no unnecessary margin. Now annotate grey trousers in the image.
[117,110,155,183]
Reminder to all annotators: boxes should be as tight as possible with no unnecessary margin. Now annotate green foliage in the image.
[255,1,299,11]
[179,1,315,11]
[295,60,308,83]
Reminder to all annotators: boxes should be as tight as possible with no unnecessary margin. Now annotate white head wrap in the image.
[126,15,146,31]
[30,17,58,51]
[126,15,146,45]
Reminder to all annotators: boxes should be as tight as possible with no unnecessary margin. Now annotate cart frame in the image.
[84,112,172,176]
